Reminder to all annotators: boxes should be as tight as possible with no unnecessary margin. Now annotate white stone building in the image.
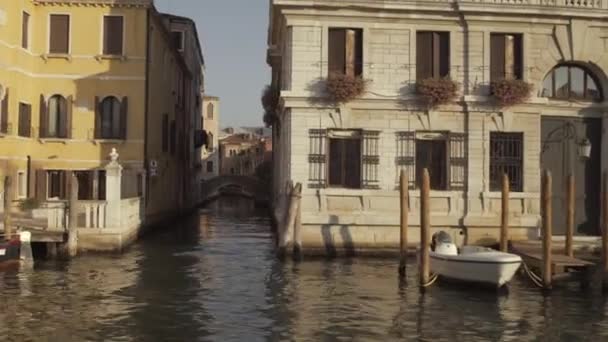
[267,0,608,254]
[202,96,220,179]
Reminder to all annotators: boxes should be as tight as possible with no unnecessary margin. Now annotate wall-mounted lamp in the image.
[578,138,592,160]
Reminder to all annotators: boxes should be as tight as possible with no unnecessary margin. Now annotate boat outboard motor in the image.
[431,231,458,255]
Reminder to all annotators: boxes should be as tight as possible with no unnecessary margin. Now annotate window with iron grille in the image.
[396,132,416,189]
[308,129,380,189]
[308,129,327,189]
[490,132,523,192]
[397,131,467,190]
[361,130,380,189]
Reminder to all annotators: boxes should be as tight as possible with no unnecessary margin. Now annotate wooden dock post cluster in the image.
[3,176,12,241]
[278,182,302,260]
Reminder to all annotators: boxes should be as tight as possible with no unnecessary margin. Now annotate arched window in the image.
[207,103,214,119]
[100,97,121,139]
[208,132,214,150]
[47,95,67,138]
[96,96,127,139]
[541,64,602,102]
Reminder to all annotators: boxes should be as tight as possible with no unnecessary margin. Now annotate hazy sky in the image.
[157,0,270,127]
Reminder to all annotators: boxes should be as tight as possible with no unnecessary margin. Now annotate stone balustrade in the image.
[78,201,107,229]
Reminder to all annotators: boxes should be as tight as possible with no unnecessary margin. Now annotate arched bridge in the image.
[201,175,270,204]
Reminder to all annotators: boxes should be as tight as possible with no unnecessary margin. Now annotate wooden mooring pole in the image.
[500,174,509,253]
[3,176,12,241]
[293,193,302,261]
[542,170,553,290]
[399,170,409,278]
[420,169,430,289]
[566,174,575,258]
[67,172,79,258]
[602,171,608,291]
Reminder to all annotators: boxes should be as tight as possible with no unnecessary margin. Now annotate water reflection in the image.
[1,197,608,341]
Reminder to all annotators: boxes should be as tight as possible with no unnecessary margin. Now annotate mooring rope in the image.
[421,273,439,288]
[521,261,544,288]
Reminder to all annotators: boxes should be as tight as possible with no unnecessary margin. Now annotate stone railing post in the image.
[105,148,123,228]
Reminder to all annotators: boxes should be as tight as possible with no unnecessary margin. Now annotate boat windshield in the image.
[433,231,453,244]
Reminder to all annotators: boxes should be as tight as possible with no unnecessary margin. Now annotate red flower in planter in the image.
[491,79,532,107]
[325,74,368,104]
[416,78,458,108]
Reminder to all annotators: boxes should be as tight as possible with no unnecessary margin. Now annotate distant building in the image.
[219,129,269,176]
[202,96,220,179]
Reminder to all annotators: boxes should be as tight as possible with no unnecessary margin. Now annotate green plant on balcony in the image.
[416,77,458,108]
[261,85,280,127]
[491,79,533,107]
[325,73,368,104]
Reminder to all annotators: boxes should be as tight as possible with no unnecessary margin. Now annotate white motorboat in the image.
[429,231,522,288]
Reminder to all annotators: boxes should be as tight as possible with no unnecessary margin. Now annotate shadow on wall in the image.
[321,214,355,257]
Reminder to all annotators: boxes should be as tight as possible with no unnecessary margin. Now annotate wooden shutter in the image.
[39,95,47,138]
[308,129,327,188]
[18,103,25,137]
[513,35,523,80]
[170,120,176,154]
[345,29,356,77]
[162,114,168,152]
[344,139,362,189]
[416,32,432,80]
[448,132,467,191]
[49,15,69,54]
[35,169,47,200]
[61,95,73,138]
[120,96,128,139]
[328,29,346,76]
[22,12,29,49]
[19,103,32,137]
[103,16,124,55]
[94,96,101,139]
[438,32,450,78]
[328,138,343,186]
[355,30,363,76]
[1,88,8,133]
[490,34,506,83]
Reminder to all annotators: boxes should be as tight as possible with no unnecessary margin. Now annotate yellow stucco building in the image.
[0,0,204,240]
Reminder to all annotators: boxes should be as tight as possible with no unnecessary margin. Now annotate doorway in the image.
[540,117,602,236]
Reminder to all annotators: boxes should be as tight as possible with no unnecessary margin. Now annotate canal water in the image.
[1,197,608,341]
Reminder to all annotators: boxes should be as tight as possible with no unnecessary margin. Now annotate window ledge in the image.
[41,53,72,61]
[95,54,127,62]
[92,139,127,145]
[482,192,540,200]
[39,138,70,144]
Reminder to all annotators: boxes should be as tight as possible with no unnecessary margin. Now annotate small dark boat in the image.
[0,235,21,264]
